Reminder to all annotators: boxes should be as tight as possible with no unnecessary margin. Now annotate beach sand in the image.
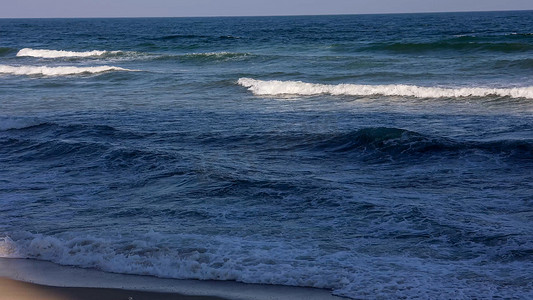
[0,258,346,300]
[0,277,225,300]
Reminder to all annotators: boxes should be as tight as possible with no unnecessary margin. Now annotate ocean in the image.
[1,11,532,299]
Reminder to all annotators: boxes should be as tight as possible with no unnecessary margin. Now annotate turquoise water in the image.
[1,11,532,299]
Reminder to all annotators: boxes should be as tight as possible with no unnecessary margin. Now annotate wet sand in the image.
[0,277,226,300]
[0,258,346,300]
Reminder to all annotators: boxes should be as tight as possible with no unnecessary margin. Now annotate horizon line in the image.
[1,9,532,19]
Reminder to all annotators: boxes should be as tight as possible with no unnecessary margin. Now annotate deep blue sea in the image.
[1,11,532,299]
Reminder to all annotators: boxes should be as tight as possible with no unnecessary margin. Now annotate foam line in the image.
[238,78,533,99]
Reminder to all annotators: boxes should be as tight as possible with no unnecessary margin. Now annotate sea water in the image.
[1,12,532,299]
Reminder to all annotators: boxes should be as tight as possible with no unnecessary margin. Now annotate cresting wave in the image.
[16,48,122,58]
[238,78,533,99]
[0,65,134,76]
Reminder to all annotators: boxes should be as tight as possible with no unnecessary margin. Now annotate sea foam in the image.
[16,48,121,58]
[0,65,134,76]
[238,78,533,99]
[1,232,531,300]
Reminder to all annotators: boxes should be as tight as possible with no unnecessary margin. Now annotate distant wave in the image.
[359,41,533,53]
[238,78,533,99]
[0,117,45,131]
[156,34,240,40]
[510,32,533,36]
[16,48,123,58]
[185,51,249,58]
[0,65,135,76]
[0,47,16,57]
[142,51,257,63]
[180,51,252,62]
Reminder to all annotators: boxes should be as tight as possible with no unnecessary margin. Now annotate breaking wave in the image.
[0,65,135,76]
[238,78,533,99]
[16,48,123,58]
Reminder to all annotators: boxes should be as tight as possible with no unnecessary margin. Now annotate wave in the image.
[238,78,533,99]
[360,41,533,53]
[1,229,531,300]
[510,32,533,36]
[16,48,124,58]
[178,51,252,62]
[156,34,240,41]
[307,128,533,159]
[0,47,16,57]
[493,58,533,69]
[0,64,135,76]
[135,51,259,63]
[0,117,46,131]
[196,127,533,161]
[158,34,209,40]
[4,120,530,161]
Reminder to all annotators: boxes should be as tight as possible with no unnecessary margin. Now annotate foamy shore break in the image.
[0,258,345,300]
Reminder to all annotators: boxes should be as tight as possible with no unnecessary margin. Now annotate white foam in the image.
[0,64,134,76]
[238,78,533,99]
[2,232,531,299]
[16,48,120,58]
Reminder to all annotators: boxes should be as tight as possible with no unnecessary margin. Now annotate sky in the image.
[1,0,532,18]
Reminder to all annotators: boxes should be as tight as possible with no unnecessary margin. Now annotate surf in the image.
[16,48,122,58]
[0,65,135,76]
[238,78,533,99]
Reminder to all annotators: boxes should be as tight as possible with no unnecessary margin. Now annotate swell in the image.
[199,127,533,160]
[154,52,255,63]
[309,128,533,160]
[238,78,533,99]
[4,123,531,161]
[358,41,533,53]
[155,34,240,41]
[0,47,17,57]
[493,58,533,70]
[1,121,147,140]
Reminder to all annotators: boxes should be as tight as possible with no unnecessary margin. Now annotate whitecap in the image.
[16,48,121,58]
[238,78,533,99]
[0,64,135,76]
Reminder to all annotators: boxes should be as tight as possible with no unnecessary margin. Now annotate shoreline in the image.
[0,258,346,300]
[0,277,224,300]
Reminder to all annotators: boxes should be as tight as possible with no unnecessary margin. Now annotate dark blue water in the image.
[1,11,532,299]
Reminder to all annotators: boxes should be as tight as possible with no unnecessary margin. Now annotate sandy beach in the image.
[0,277,225,300]
[0,258,345,300]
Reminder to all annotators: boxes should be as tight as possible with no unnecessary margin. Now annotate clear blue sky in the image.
[1,0,532,18]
